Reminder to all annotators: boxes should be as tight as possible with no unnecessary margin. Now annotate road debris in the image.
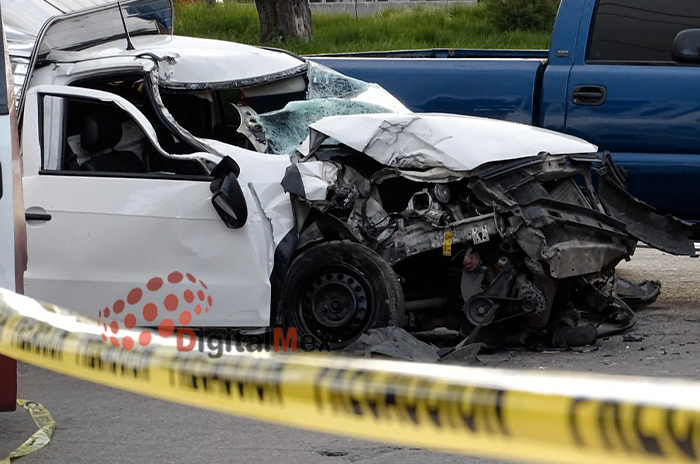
[342,326,440,362]
[439,343,484,364]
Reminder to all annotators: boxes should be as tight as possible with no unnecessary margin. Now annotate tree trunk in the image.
[255,0,313,44]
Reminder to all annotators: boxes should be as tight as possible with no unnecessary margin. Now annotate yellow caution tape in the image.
[2,288,700,464]
[0,399,56,463]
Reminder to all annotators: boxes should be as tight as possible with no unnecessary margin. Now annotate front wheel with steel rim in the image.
[279,241,405,349]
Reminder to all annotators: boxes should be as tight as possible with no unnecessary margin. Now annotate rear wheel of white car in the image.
[280,241,405,349]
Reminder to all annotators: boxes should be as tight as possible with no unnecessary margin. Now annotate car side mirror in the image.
[672,29,700,64]
[210,156,247,229]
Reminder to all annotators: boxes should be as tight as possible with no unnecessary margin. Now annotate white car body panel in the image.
[22,85,294,326]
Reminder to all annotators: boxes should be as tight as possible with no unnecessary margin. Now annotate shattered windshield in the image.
[158,62,410,156]
[256,63,410,155]
[257,99,390,155]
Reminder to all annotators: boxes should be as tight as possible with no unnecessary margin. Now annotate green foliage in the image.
[174,1,551,54]
[484,0,559,31]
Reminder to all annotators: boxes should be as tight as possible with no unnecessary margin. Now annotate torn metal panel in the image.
[542,239,630,279]
[281,164,306,197]
[281,160,338,202]
[390,167,468,183]
[466,156,639,277]
[140,66,223,164]
[598,168,697,256]
[235,105,270,153]
[248,182,276,275]
[615,277,661,308]
[297,161,340,202]
[516,201,632,241]
[301,113,598,172]
[512,206,636,279]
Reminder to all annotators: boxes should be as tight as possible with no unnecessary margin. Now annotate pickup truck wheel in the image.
[279,241,404,349]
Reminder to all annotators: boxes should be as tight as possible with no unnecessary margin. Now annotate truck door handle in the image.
[572,85,607,106]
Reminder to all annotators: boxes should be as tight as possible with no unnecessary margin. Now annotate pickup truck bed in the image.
[313,49,547,125]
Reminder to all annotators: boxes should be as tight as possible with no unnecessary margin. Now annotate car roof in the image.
[47,34,307,89]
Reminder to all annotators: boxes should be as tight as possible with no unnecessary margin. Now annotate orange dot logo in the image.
[97,272,212,350]
[164,294,179,311]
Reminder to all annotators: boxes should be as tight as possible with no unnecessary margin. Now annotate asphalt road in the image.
[1,247,700,463]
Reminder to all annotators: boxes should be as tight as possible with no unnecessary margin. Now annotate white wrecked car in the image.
[13,0,696,347]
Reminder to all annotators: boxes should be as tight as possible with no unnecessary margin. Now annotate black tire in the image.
[279,241,404,349]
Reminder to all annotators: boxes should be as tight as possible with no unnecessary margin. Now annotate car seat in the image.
[79,112,147,173]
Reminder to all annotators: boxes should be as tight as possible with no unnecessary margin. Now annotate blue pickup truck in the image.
[312,0,700,223]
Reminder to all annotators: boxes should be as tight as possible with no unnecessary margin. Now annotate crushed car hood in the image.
[300,113,598,173]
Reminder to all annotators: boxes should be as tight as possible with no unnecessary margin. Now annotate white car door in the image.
[21,85,293,328]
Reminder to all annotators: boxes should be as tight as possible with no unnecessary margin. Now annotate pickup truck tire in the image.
[279,241,405,349]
